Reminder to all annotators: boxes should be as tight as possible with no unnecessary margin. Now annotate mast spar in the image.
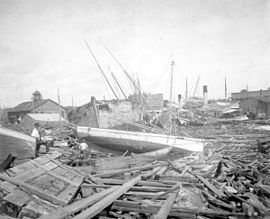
[108,67,128,100]
[84,41,119,101]
[169,60,175,134]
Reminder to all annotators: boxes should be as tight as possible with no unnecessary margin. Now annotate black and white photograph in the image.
[0,0,270,218]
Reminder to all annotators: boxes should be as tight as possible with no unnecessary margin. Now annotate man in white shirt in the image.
[31,123,48,157]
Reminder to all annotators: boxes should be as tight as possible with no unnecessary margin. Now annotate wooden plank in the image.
[154,184,180,219]
[39,187,118,219]
[20,196,59,218]
[3,188,31,208]
[14,167,46,182]
[93,163,161,178]
[112,201,246,217]
[0,181,17,193]
[158,175,197,183]
[57,184,80,204]
[49,158,85,178]
[39,161,58,171]
[151,184,180,201]
[0,174,67,206]
[73,176,141,219]
[51,166,68,176]
[125,191,161,198]
[45,171,80,187]
[81,184,172,192]
[100,178,172,187]
[30,160,83,187]
[8,161,37,176]
[195,174,225,198]
[34,156,51,166]
[71,176,84,185]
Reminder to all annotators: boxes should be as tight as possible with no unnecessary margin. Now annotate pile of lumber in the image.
[2,122,270,218]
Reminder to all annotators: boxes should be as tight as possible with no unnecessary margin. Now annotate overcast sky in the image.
[0,0,269,107]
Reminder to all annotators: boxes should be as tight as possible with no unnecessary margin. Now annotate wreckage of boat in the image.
[0,127,36,165]
[76,126,205,154]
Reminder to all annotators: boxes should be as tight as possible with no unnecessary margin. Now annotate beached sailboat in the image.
[76,126,204,154]
[80,44,205,154]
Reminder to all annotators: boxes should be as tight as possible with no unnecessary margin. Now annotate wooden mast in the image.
[84,41,119,101]
[185,76,188,100]
[104,46,157,115]
[169,60,175,134]
[225,76,228,108]
[57,88,62,132]
[193,74,200,98]
[108,67,128,100]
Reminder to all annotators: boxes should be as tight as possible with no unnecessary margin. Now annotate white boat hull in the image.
[76,126,204,154]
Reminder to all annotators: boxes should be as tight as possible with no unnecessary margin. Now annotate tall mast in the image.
[84,41,119,100]
[108,67,128,100]
[225,76,227,107]
[185,76,188,99]
[193,74,200,98]
[169,60,175,134]
[57,88,62,132]
[104,46,136,90]
[104,46,156,114]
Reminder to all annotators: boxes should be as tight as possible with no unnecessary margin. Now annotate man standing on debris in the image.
[31,122,48,157]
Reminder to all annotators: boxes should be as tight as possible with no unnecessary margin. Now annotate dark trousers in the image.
[35,139,49,157]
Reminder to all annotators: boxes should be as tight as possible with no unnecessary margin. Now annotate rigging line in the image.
[84,40,119,101]
[146,59,171,93]
[108,66,128,100]
[103,45,157,114]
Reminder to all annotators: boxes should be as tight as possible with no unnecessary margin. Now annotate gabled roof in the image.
[9,99,66,113]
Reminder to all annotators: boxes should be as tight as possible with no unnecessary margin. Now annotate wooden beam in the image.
[73,175,141,219]
[194,174,226,198]
[93,163,161,178]
[151,184,180,201]
[112,200,246,217]
[81,183,172,192]
[153,184,180,219]
[39,187,118,219]
[100,178,172,187]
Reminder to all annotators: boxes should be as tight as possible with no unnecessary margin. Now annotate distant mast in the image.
[84,41,119,101]
[185,76,188,100]
[57,88,62,132]
[193,75,200,98]
[169,60,175,134]
[225,77,227,108]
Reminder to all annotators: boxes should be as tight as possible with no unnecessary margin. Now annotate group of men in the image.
[31,123,89,158]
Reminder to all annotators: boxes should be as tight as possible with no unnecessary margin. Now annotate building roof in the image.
[9,99,65,113]
[27,113,67,122]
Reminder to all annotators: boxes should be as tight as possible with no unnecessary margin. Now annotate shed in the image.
[8,99,66,124]
[21,113,67,134]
